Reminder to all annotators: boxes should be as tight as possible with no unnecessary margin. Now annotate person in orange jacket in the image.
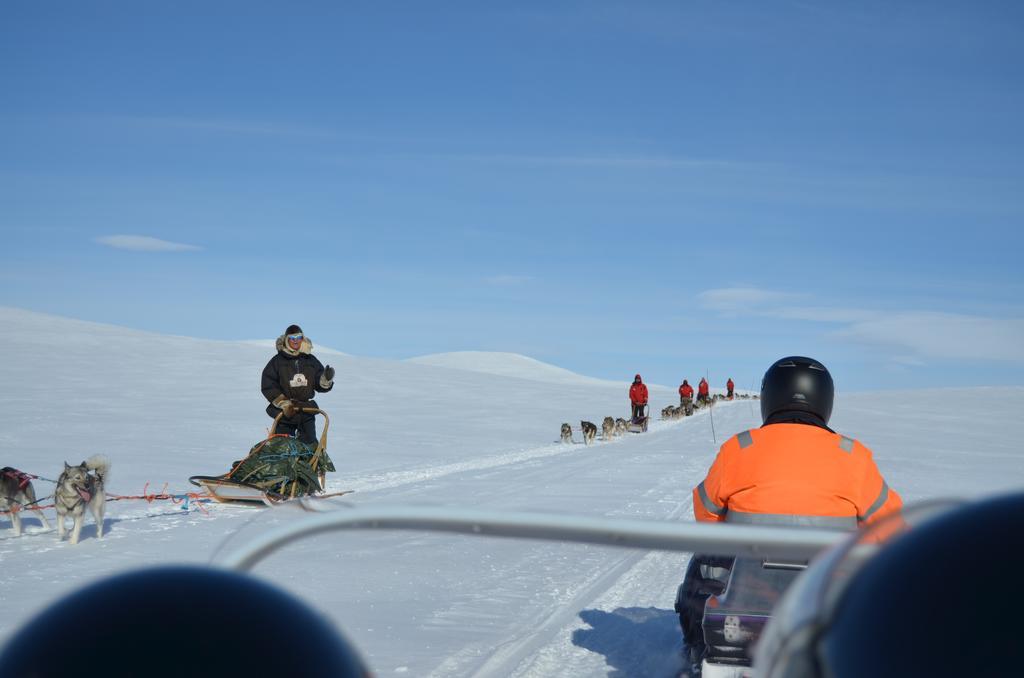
[693,356,901,526]
[726,378,734,399]
[697,377,709,404]
[629,374,648,422]
[678,379,694,404]
[677,356,902,667]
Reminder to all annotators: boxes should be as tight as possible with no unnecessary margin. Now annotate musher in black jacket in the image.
[261,324,335,444]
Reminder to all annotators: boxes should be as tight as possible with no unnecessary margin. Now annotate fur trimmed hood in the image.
[276,334,314,357]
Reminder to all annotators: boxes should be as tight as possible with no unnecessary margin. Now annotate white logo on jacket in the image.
[289,373,309,388]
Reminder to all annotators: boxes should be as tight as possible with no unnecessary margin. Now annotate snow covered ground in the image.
[2,306,1022,676]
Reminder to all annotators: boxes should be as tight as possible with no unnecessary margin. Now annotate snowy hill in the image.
[406,351,617,385]
[2,307,1023,676]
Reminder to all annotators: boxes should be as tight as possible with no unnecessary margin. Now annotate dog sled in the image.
[627,404,649,433]
[681,397,695,416]
[190,405,343,506]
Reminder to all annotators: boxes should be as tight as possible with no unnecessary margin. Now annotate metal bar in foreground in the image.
[215,503,847,572]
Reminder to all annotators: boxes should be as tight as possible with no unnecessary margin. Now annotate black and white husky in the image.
[1,467,51,536]
[580,421,597,445]
[55,455,110,545]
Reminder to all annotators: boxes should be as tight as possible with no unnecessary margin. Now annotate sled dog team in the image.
[1,455,110,544]
[562,394,755,444]
[561,416,631,445]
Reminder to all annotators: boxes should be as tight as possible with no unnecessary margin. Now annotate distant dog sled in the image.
[627,405,649,433]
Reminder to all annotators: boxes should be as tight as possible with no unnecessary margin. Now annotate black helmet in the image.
[0,566,369,677]
[760,356,834,425]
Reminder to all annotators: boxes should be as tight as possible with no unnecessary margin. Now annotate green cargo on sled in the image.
[190,406,334,505]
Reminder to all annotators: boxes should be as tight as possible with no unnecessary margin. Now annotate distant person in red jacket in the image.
[726,378,735,399]
[697,378,710,404]
[629,374,649,421]
[679,380,694,404]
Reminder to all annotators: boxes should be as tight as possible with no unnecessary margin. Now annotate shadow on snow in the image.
[572,606,685,677]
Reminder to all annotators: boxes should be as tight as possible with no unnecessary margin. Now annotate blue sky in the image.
[3,1,1023,391]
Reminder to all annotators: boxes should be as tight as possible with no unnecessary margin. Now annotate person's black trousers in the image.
[274,413,317,444]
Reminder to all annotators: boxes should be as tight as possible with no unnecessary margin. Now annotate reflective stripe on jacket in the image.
[692,424,902,528]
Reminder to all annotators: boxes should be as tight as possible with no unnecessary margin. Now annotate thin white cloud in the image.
[484,274,535,286]
[698,286,1024,364]
[834,312,1024,363]
[96,235,201,252]
[338,152,759,171]
[771,305,877,324]
[107,115,341,139]
[447,153,756,171]
[697,287,802,313]
[481,154,741,169]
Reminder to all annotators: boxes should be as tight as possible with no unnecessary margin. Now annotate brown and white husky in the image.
[55,455,110,545]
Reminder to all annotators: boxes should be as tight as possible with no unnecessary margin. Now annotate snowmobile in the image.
[189,404,337,505]
[627,404,650,433]
[674,555,806,677]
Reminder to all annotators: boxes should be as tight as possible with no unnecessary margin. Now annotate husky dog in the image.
[55,455,110,545]
[661,406,674,420]
[615,418,629,435]
[560,423,573,444]
[602,417,616,439]
[580,421,597,445]
[1,467,51,536]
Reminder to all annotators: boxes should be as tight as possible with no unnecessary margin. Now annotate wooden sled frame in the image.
[190,406,332,505]
[627,404,650,433]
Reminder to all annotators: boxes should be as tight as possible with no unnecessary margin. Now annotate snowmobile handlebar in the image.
[214,504,847,572]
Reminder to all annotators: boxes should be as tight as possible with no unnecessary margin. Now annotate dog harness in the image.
[1,467,34,491]
[56,471,99,511]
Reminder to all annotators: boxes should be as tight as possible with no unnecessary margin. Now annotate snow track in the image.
[460,501,694,678]
[442,546,657,677]
[377,407,728,676]
[334,404,720,497]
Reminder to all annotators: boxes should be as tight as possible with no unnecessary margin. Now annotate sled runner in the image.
[190,405,342,505]
[627,404,649,433]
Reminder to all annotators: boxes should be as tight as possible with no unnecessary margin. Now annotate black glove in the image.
[323,365,335,382]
